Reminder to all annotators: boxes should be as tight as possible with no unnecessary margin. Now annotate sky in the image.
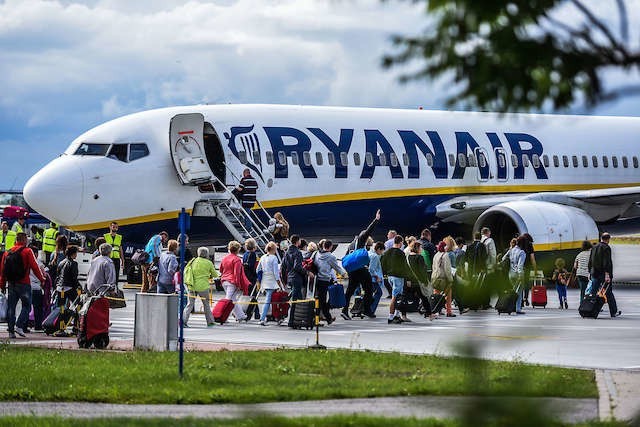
[1,0,639,190]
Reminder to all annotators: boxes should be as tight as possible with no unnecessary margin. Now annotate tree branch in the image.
[615,0,629,43]
[599,84,640,103]
[570,0,629,59]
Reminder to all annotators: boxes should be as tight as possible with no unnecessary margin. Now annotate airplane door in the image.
[494,148,508,182]
[170,113,214,185]
[474,147,489,182]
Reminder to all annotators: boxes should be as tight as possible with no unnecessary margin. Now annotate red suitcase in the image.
[270,291,290,321]
[77,296,110,349]
[531,279,547,308]
[212,298,234,324]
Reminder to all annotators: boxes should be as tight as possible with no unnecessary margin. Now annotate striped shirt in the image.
[238,175,258,208]
[574,250,591,277]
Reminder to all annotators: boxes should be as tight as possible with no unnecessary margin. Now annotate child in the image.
[552,258,569,309]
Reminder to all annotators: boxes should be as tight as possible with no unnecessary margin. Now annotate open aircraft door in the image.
[170,113,214,185]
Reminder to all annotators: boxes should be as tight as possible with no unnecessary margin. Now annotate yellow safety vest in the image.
[43,227,58,252]
[104,233,123,259]
[11,222,23,234]
[1,230,16,252]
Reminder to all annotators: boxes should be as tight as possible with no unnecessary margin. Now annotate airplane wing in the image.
[435,186,640,225]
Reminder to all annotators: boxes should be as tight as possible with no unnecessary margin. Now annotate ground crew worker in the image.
[0,221,17,258]
[11,215,27,234]
[42,223,59,265]
[30,226,43,250]
[104,221,124,285]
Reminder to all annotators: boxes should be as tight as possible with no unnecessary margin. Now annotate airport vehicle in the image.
[23,105,640,269]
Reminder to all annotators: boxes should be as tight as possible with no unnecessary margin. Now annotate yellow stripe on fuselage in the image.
[69,209,193,232]
[259,182,640,208]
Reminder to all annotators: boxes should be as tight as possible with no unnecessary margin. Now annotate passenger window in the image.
[458,153,467,168]
[253,151,261,165]
[74,143,111,156]
[390,153,399,167]
[511,154,519,168]
[623,156,629,168]
[129,143,150,162]
[315,152,323,166]
[107,144,128,162]
[612,156,619,168]
[532,154,540,168]
[592,155,598,168]
[402,153,409,166]
[478,152,487,168]
[290,151,299,165]
[426,153,434,167]
[303,152,311,167]
[365,152,374,167]
[542,154,549,168]
[582,156,588,168]
[448,154,455,167]
[562,155,568,168]
[634,156,639,168]
[353,152,361,166]
[266,151,274,165]
[379,153,388,167]
[238,151,248,164]
[522,154,530,167]
[467,153,477,167]
[553,155,559,167]
[277,151,287,166]
[602,156,609,168]
[328,152,335,166]
[339,152,348,166]
[572,156,578,168]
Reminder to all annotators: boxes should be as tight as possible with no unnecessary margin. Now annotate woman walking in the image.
[219,240,251,322]
[256,242,284,326]
[573,240,592,304]
[182,246,219,328]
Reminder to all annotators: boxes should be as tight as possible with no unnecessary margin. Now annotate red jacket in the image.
[0,243,46,289]
[219,253,250,295]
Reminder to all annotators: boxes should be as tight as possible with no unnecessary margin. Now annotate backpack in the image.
[131,249,150,265]
[302,252,318,274]
[4,247,27,283]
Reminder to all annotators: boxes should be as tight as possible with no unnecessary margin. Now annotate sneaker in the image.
[340,311,351,321]
[23,328,31,334]
[564,301,568,309]
[612,311,622,318]
[558,305,563,310]
[15,327,26,337]
[207,323,216,328]
[8,332,16,339]
[400,317,412,323]
[182,323,190,328]
[388,317,402,324]
[460,308,470,315]
[364,312,376,318]
[326,317,334,325]
[524,299,530,306]
[516,311,526,315]
[259,320,267,326]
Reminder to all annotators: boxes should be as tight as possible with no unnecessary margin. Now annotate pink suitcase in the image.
[212,298,234,324]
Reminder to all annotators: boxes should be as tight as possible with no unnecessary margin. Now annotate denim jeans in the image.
[577,276,589,303]
[7,283,32,333]
[260,288,275,322]
[591,276,618,317]
[31,289,44,329]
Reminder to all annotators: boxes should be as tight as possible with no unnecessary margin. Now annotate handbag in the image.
[431,254,450,291]
[106,285,127,309]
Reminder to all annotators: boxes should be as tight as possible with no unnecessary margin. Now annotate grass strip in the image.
[0,416,628,427]
[0,346,596,404]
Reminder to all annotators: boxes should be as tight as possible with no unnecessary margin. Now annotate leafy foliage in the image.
[383,0,640,112]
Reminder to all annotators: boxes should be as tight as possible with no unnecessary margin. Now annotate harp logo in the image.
[223,125,265,183]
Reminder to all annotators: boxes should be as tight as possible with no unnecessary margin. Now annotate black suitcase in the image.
[43,307,74,335]
[350,295,365,318]
[397,293,420,313]
[126,264,142,285]
[496,290,518,314]
[291,300,315,329]
[429,293,446,314]
[579,294,605,319]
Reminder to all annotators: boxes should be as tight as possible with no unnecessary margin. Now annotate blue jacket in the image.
[368,250,383,284]
[145,234,163,263]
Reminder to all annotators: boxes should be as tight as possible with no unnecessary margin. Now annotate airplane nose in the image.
[24,155,84,226]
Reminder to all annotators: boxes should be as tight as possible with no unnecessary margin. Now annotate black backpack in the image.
[4,246,27,283]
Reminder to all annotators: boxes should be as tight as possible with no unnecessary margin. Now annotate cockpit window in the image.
[74,143,111,156]
[108,144,128,162]
[129,144,149,162]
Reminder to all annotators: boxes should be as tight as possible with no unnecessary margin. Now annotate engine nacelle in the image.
[473,201,599,253]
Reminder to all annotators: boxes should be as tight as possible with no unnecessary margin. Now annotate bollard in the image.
[308,296,326,350]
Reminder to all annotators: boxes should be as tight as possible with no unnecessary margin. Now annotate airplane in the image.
[23,104,640,271]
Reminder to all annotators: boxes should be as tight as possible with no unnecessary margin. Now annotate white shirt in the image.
[257,254,280,290]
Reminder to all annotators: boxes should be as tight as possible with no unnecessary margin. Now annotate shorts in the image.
[389,276,404,297]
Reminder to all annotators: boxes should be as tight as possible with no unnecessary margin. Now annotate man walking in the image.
[235,168,258,230]
[86,243,117,296]
[103,222,124,285]
[1,232,46,338]
[0,221,16,259]
[282,235,307,327]
[589,232,620,317]
[42,222,59,265]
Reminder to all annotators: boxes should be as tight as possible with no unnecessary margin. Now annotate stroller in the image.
[77,284,112,349]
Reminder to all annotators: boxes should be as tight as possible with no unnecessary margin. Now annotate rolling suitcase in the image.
[212,298,234,324]
[43,306,74,335]
[126,264,142,285]
[350,294,365,318]
[531,279,547,308]
[290,278,315,329]
[77,296,110,349]
[270,290,290,321]
[579,285,608,319]
[496,290,518,314]
[328,282,346,308]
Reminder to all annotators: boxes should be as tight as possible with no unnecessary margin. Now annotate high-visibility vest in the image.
[34,231,43,243]
[43,227,58,252]
[1,230,16,252]
[104,233,123,259]
[11,222,23,234]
